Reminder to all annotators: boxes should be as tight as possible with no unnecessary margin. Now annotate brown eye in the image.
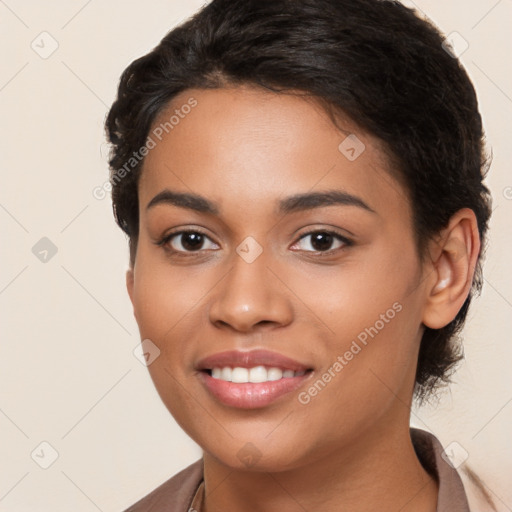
[163,231,218,253]
[175,232,205,251]
[292,230,351,253]
[308,232,335,251]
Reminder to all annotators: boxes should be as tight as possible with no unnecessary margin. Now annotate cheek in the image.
[130,251,208,388]
[131,258,205,427]
[302,246,423,399]
[132,250,208,340]
[297,246,420,343]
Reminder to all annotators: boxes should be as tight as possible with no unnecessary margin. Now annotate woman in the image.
[105,0,493,510]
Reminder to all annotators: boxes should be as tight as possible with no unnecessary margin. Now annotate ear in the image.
[422,208,481,330]
[126,267,137,320]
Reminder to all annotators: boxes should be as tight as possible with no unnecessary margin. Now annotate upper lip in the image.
[196,349,311,372]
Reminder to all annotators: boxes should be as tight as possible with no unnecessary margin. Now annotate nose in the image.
[208,249,293,333]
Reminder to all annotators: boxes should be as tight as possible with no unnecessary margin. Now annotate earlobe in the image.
[422,208,480,330]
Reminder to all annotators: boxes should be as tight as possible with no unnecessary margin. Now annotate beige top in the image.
[125,428,472,511]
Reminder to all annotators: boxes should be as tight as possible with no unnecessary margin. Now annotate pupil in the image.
[183,232,203,251]
[311,232,333,251]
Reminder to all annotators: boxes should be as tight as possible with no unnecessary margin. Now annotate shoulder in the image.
[411,428,499,512]
[411,428,471,511]
[124,459,204,512]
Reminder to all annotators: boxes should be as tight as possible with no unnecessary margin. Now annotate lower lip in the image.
[199,371,312,409]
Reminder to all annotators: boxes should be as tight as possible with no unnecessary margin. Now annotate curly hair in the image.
[105,0,492,401]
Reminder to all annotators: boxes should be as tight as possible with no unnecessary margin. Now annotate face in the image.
[127,85,431,471]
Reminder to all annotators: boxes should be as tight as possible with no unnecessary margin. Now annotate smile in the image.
[209,366,307,383]
[196,350,313,408]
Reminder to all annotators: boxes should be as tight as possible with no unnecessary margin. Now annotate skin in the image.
[126,85,481,511]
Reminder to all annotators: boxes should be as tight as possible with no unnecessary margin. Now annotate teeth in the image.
[211,367,222,379]
[232,367,249,383]
[248,365,267,383]
[209,366,306,383]
[221,367,232,381]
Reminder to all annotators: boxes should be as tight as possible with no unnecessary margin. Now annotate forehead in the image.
[139,86,410,221]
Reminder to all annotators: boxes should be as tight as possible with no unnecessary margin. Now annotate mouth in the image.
[196,350,314,408]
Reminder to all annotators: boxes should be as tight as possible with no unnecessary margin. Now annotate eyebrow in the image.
[146,189,376,215]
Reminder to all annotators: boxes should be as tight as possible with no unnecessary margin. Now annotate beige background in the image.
[1,1,511,510]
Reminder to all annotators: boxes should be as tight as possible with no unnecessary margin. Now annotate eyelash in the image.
[291,229,353,255]
[156,228,353,258]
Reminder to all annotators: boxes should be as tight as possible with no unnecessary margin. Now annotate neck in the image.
[202,420,438,512]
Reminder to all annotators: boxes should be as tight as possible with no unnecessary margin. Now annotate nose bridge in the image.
[208,241,292,331]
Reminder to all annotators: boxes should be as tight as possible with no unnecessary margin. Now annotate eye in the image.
[290,229,352,253]
[156,228,351,256]
[158,230,218,253]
